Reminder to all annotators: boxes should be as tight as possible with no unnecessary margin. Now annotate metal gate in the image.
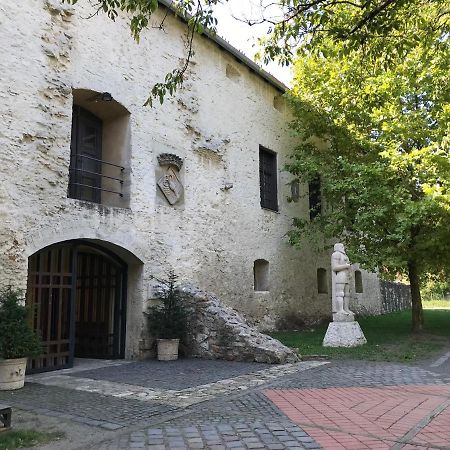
[26,241,127,373]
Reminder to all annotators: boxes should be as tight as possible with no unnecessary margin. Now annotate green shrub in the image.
[0,288,42,359]
[146,272,187,340]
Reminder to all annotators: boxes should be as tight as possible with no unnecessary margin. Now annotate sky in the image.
[213,1,293,86]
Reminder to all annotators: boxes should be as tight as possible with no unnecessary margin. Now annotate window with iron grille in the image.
[259,146,278,211]
[309,176,322,220]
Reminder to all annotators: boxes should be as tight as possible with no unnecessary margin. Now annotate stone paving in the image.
[0,354,449,449]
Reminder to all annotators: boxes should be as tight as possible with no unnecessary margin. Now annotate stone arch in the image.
[24,226,145,264]
[25,233,145,371]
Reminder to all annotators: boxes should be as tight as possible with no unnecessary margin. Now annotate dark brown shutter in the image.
[69,106,103,203]
[259,146,278,211]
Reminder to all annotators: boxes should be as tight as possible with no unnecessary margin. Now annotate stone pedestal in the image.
[333,312,355,322]
[323,321,367,348]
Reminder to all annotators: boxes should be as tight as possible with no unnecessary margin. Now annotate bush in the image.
[0,288,42,359]
[146,272,187,340]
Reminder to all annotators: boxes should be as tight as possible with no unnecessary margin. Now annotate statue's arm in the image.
[331,255,351,272]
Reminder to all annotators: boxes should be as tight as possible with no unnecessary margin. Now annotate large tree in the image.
[287,33,450,331]
[64,0,450,104]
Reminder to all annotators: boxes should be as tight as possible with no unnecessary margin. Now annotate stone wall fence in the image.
[380,281,412,314]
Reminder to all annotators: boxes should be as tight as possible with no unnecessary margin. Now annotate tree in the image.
[63,0,450,105]
[286,33,450,331]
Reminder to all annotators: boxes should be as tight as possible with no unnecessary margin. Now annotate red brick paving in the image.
[265,385,450,449]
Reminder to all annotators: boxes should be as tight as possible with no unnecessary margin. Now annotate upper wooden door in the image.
[69,106,103,203]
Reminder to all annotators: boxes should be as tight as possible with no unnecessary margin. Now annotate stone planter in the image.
[0,358,28,390]
[157,339,179,361]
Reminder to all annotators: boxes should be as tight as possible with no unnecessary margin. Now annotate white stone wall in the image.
[0,0,382,357]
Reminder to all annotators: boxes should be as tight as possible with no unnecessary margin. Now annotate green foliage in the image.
[0,289,42,359]
[146,272,187,340]
[260,1,450,67]
[272,310,450,362]
[422,271,450,300]
[287,30,450,281]
[0,430,63,450]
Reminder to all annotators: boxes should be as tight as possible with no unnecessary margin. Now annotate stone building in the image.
[0,0,383,371]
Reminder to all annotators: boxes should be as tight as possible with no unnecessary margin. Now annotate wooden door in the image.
[75,250,125,359]
[27,245,74,373]
[27,242,127,373]
[69,106,103,203]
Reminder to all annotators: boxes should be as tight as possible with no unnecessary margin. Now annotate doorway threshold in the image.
[27,358,132,381]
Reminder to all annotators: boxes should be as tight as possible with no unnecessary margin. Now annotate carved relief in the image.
[157,153,184,205]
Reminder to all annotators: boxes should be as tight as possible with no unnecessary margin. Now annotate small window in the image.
[259,146,278,211]
[355,270,363,293]
[309,176,322,220]
[317,268,328,294]
[254,259,270,291]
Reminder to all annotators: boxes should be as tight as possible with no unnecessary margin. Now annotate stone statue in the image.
[331,243,353,319]
[323,242,367,347]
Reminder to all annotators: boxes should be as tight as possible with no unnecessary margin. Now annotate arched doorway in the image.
[26,240,127,373]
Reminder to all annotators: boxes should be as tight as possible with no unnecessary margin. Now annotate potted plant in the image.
[146,272,187,361]
[0,288,42,390]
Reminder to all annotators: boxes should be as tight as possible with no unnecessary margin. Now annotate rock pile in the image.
[178,284,300,364]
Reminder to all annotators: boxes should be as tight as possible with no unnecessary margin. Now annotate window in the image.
[309,176,322,220]
[317,268,328,294]
[254,259,270,291]
[68,89,131,208]
[355,270,363,293]
[259,146,278,211]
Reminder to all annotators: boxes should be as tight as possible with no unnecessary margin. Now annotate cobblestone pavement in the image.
[0,357,449,449]
[66,360,274,389]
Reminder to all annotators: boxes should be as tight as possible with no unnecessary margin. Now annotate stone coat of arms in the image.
[157,153,184,205]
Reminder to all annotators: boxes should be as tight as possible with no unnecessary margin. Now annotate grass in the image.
[272,309,450,363]
[0,430,63,450]
[423,299,450,309]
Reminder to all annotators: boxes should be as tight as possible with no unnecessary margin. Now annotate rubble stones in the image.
[178,284,300,364]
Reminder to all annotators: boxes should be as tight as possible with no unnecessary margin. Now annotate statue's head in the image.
[334,243,345,253]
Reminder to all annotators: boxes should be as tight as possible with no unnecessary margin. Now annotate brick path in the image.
[265,384,450,449]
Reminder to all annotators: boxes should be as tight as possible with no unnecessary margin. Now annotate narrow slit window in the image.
[355,270,363,293]
[254,259,270,291]
[317,268,328,294]
[309,176,322,220]
[259,146,278,211]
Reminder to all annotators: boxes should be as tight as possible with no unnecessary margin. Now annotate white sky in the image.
[213,1,293,86]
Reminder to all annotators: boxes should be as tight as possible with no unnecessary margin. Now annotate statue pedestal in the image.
[323,321,367,347]
[333,312,355,322]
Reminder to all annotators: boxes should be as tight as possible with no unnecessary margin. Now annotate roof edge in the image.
[158,0,287,93]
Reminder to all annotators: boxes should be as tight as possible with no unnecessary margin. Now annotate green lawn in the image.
[272,310,450,362]
[423,299,450,309]
[0,430,62,450]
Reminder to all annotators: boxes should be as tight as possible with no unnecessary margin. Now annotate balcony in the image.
[68,154,125,206]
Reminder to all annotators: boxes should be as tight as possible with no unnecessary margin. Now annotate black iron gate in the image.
[27,241,127,373]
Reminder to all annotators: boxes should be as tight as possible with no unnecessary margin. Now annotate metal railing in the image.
[68,154,125,200]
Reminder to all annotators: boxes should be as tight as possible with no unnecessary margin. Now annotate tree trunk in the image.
[408,260,424,332]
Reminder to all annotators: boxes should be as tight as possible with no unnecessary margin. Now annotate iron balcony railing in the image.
[68,154,125,200]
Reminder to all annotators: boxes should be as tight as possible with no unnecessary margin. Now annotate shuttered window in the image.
[309,176,322,220]
[259,146,278,211]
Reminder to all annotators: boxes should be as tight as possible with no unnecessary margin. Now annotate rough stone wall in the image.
[143,284,300,363]
[380,281,412,314]
[349,265,383,317]
[0,0,383,358]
